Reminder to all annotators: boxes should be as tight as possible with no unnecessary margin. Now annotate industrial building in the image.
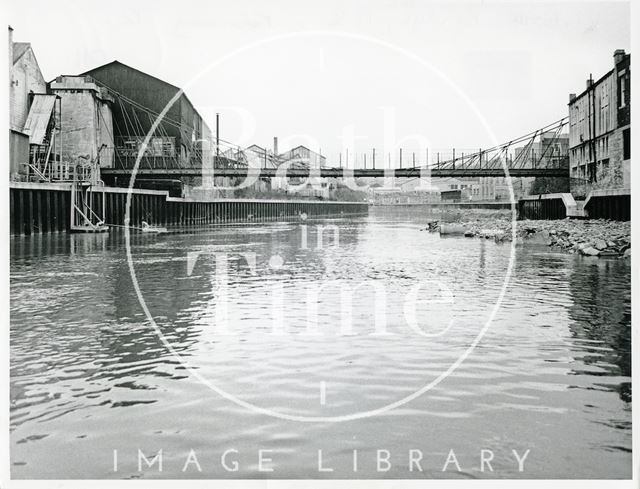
[8,27,59,181]
[274,145,334,199]
[79,60,213,172]
[49,76,115,175]
[279,145,327,169]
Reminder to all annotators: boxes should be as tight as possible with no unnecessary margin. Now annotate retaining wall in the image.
[517,193,576,220]
[583,189,631,221]
[9,183,369,236]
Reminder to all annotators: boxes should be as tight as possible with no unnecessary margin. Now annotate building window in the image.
[623,128,630,160]
[588,162,597,183]
[619,75,626,108]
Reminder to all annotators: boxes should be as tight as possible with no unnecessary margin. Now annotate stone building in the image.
[568,49,631,197]
[49,76,115,172]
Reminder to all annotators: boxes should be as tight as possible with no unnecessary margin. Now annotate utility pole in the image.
[399,148,403,168]
[372,148,376,169]
[590,73,597,182]
[215,113,220,159]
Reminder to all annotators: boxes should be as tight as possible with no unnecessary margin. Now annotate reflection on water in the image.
[10,208,631,479]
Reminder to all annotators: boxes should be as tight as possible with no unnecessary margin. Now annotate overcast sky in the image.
[6,0,630,166]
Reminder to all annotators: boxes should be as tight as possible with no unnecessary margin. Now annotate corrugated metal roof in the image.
[23,94,57,145]
[78,60,208,131]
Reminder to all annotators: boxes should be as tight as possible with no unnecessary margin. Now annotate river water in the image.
[10,208,631,479]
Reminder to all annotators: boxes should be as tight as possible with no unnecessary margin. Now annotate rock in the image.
[440,224,465,235]
[598,250,619,257]
[479,228,501,238]
[427,221,439,232]
[623,248,631,258]
[464,230,475,237]
[527,230,550,244]
[593,239,608,250]
[580,246,600,256]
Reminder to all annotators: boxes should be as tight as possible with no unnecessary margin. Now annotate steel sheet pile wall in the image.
[10,186,71,235]
[10,185,369,236]
[585,195,631,220]
[517,197,566,220]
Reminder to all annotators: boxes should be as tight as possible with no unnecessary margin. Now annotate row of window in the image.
[570,135,611,165]
[572,159,611,183]
[115,136,176,157]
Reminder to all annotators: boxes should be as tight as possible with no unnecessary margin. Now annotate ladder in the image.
[70,162,109,233]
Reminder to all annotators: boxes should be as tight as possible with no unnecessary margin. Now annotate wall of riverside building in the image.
[10,130,29,178]
[10,47,47,132]
[9,184,369,236]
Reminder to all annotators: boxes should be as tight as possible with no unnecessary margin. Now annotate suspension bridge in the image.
[23,75,571,186]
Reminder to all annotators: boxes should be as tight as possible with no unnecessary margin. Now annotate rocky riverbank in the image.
[425,216,631,258]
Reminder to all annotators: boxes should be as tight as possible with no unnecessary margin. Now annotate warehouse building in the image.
[79,60,213,171]
[568,50,631,198]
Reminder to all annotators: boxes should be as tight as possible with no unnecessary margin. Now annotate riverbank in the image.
[427,214,631,258]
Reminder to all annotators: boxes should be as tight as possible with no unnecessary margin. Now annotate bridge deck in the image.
[101,167,569,179]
